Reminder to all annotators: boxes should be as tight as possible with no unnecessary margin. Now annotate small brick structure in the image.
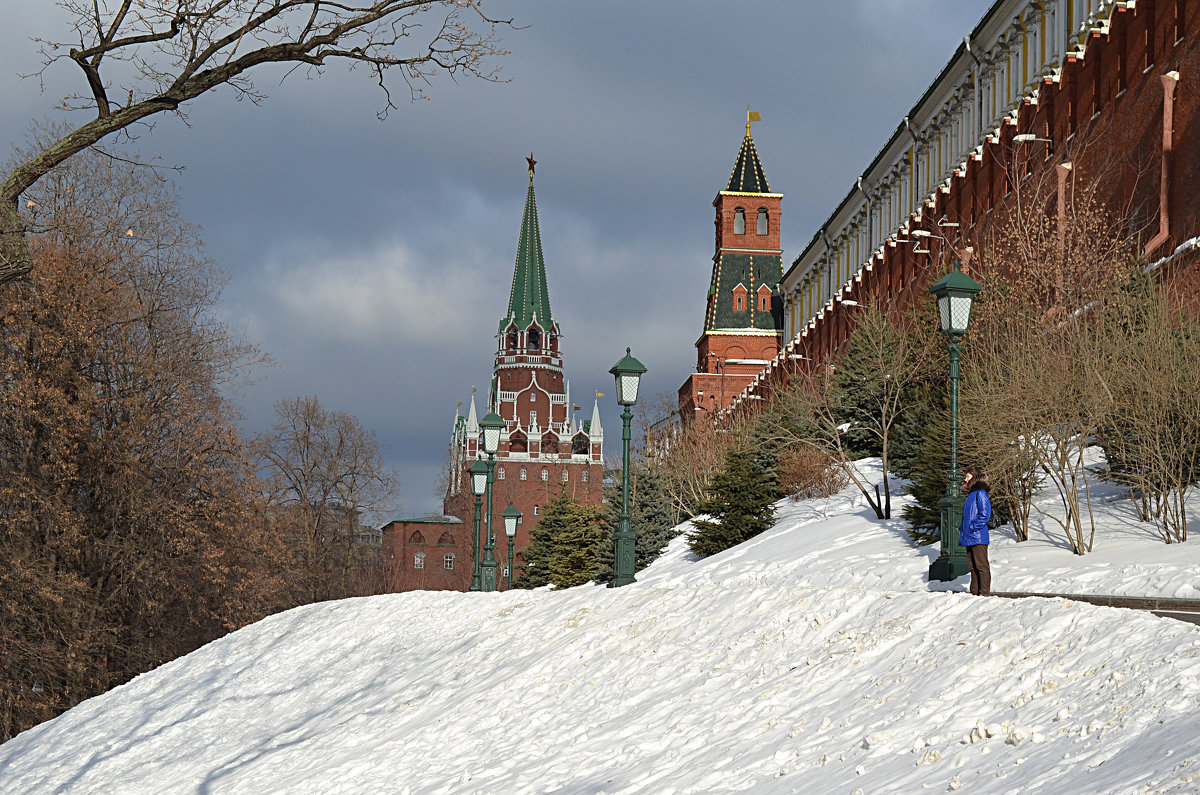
[382,516,471,592]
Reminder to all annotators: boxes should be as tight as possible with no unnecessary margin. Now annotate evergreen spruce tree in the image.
[631,465,680,568]
[892,381,948,543]
[687,446,778,558]
[594,464,681,584]
[514,488,608,589]
[830,343,891,461]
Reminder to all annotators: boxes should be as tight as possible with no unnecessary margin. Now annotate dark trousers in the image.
[966,545,991,596]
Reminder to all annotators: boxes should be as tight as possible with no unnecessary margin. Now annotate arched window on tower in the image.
[758,284,773,313]
[507,327,519,352]
[528,327,541,350]
[732,283,748,312]
[757,208,768,235]
[734,207,746,235]
[572,433,589,455]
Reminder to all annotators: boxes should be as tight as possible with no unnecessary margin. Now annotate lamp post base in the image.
[929,491,968,582]
[928,554,969,582]
[481,562,498,592]
[611,529,636,587]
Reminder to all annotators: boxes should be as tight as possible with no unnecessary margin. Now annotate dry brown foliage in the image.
[777,448,848,501]
[641,391,741,524]
[0,242,286,741]
[0,139,286,741]
[646,419,733,524]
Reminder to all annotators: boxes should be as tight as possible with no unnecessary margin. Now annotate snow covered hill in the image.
[3,463,1200,794]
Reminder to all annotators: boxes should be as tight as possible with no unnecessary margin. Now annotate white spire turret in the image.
[466,393,479,435]
[590,398,604,442]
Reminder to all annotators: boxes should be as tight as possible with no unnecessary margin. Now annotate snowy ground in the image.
[3,460,1200,794]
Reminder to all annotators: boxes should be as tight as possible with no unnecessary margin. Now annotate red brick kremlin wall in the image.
[746,0,1200,408]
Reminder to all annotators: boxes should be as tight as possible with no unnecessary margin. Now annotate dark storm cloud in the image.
[1,0,993,515]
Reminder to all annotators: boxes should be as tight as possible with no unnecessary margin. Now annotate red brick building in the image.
[381,516,470,592]
[384,163,604,592]
[678,117,785,420]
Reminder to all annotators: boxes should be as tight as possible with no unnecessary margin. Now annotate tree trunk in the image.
[0,196,31,284]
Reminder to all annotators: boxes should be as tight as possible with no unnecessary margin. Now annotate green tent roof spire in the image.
[725,125,771,194]
[501,166,555,333]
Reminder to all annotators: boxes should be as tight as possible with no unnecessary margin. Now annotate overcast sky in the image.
[1,1,992,518]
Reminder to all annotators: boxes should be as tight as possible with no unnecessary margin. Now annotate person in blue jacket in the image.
[958,468,992,596]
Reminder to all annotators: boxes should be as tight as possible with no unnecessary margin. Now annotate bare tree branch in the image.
[2,0,516,284]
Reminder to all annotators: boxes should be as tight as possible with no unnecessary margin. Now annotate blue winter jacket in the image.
[958,485,992,547]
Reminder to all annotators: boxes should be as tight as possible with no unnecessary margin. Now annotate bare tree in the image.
[1,0,514,283]
[768,301,936,520]
[768,364,888,518]
[10,122,267,382]
[646,410,734,525]
[255,396,399,601]
[962,183,1137,554]
[1100,284,1200,543]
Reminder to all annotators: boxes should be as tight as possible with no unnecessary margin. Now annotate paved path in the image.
[993,591,1200,626]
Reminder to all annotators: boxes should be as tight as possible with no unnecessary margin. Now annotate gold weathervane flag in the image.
[746,109,761,135]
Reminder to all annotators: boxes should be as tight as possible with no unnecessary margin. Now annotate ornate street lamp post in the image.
[479,411,505,592]
[468,458,488,592]
[502,503,522,591]
[608,348,647,587]
[928,262,983,582]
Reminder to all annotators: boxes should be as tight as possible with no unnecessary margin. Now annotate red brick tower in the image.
[386,159,605,591]
[679,113,785,420]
